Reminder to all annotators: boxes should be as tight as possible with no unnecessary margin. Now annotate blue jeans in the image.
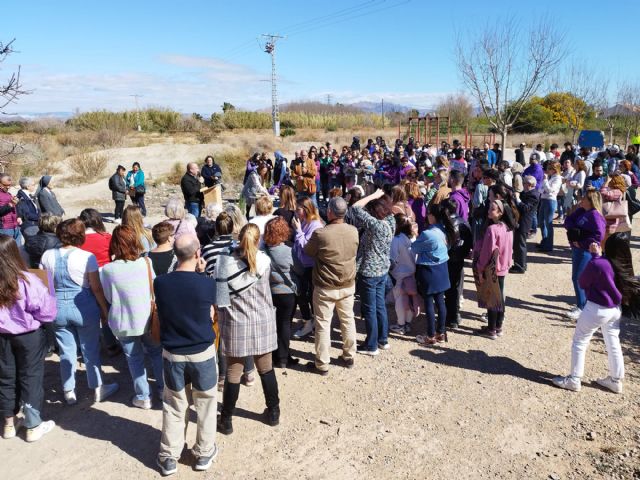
[118,334,164,400]
[55,321,103,391]
[538,198,557,251]
[423,292,447,337]
[0,227,22,245]
[186,202,200,218]
[358,275,389,351]
[571,247,592,310]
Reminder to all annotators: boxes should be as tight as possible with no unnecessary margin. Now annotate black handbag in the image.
[135,185,146,194]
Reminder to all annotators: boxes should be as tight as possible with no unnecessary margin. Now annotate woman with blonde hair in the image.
[563,189,606,320]
[600,173,631,243]
[390,185,417,236]
[122,205,154,255]
[215,224,280,434]
[291,196,324,339]
[223,203,247,241]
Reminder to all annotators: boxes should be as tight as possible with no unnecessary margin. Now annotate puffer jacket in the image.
[24,228,62,268]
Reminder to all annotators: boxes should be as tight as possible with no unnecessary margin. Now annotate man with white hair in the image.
[303,197,359,374]
[181,162,203,218]
[154,233,217,476]
[511,175,540,274]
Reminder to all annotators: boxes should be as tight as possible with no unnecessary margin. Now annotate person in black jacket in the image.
[442,199,473,328]
[514,143,526,167]
[16,176,40,231]
[24,213,62,268]
[510,175,541,273]
[181,162,204,218]
[108,165,127,222]
[201,156,222,188]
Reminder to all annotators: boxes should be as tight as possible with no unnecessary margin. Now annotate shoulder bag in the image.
[144,257,161,344]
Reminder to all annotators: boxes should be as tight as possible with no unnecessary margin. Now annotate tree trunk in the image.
[572,128,578,144]
[501,129,508,159]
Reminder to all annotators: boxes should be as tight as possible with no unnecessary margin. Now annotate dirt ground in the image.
[3,142,640,479]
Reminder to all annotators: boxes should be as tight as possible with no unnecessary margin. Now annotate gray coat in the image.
[37,188,64,217]
[109,173,127,201]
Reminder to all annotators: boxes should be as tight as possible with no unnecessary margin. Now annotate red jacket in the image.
[81,232,112,267]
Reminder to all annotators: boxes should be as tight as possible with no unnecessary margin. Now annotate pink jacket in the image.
[475,222,513,276]
[0,189,17,229]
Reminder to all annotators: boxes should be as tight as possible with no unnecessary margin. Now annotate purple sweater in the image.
[0,272,57,334]
[563,208,606,251]
[579,255,622,308]
[523,163,544,191]
[449,188,470,221]
[294,219,324,268]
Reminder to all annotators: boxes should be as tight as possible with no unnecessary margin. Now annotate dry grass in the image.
[67,150,109,183]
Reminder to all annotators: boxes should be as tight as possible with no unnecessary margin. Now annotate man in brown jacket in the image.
[292,150,317,203]
[303,196,359,374]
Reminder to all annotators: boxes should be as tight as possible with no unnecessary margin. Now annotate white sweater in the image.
[389,233,416,280]
[541,174,562,200]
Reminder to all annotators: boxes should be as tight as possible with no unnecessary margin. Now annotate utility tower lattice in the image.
[262,34,284,137]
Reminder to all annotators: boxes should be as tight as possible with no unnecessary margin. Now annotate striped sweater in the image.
[100,258,154,337]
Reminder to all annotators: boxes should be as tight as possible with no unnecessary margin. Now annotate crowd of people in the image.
[0,135,639,476]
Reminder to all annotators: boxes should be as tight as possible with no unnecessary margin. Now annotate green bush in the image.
[281,127,296,137]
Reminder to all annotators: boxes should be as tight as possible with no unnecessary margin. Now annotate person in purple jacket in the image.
[553,233,640,394]
[448,170,470,221]
[563,189,607,320]
[523,153,544,191]
[0,234,57,442]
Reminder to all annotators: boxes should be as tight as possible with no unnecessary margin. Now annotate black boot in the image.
[217,381,240,435]
[259,369,280,427]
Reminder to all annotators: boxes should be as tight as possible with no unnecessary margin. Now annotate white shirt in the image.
[541,174,563,200]
[40,247,99,288]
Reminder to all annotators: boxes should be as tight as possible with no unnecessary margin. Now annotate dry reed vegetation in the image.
[67,150,109,183]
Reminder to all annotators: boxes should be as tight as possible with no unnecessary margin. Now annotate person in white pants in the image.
[553,234,639,394]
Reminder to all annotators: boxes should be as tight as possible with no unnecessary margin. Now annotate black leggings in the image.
[296,267,314,321]
[272,293,297,363]
[487,276,506,330]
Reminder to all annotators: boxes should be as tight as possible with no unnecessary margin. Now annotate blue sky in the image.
[4,0,640,114]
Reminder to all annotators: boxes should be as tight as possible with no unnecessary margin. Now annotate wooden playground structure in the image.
[397,115,495,148]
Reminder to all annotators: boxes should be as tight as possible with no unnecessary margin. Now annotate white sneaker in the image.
[378,343,391,351]
[595,376,623,394]
[2,418,23,439]
[94,383,119,403]
[552,375,581,392]
[26,420,55,442]
[64,390,77,406]
[132,397,152,410]
[293,320,314,339]
[565,307,582,321]
[113,219,122,224]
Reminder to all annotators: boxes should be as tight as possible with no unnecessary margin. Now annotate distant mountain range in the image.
[349,101,432,115]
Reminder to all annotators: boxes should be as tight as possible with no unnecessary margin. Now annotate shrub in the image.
[281,128,296,137]
[216,149,249,183]
[68,150,109,182]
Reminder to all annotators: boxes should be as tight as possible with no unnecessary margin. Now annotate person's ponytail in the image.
[238,223,260,274]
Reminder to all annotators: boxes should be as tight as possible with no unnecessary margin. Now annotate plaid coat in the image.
[218,271,277,357]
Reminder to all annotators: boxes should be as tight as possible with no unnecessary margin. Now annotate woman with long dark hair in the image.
[0,234,57,442]
[79,208,112,268]
[126,162,146,216]
[473,199,517,339]
[215,224,280,434]
[412,203,456,345]
[553,233,640,394]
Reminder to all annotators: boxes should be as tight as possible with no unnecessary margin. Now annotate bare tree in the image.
[435,92,474,126]
[456,17,565,149]
[0,39,29,170]
[616,81,640,149]
[551,63,607,143]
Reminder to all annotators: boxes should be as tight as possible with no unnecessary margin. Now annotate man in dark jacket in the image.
[108,165,127,222]
[511,175,541,273]
[560,142,576,164]
[514,143,526,167]
[181,162,204,218]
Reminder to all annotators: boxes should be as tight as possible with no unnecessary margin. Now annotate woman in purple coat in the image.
[0,234,57,442]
